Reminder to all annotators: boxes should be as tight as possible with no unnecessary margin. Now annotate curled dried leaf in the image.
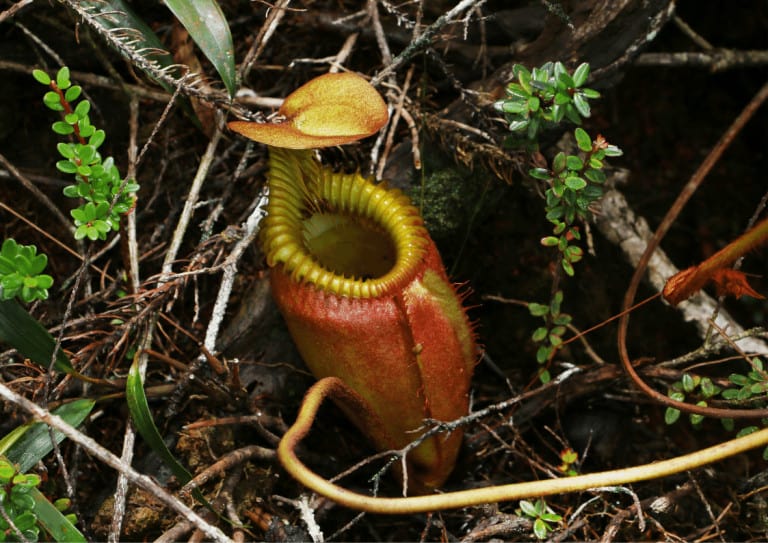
[663,217,768,306]
[710,268,765,300]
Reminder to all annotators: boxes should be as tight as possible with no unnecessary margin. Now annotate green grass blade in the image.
[5,399,96,473]
[32,488,87,543]
[126,360,214,509]
[0,299,74,374]
[163,0,237,97]
[126,361,193,484]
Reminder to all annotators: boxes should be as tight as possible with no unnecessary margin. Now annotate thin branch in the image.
[376,66,414,179]
[240,0,293,82]
[370,0,485,86]
[672,16,714,50]
[124,94,141,294]
[0,0,32,24]
[636,50,768,71]
[0,153,72,234]
[202,187,269,353]
[179,445,275,496]
[0,59,170,102]
[368,0,393,67]
[328,31,360,73]
[162,115,225,277]
[0,382,233,543]
[109,93,142,543]
[0,502,30,543]
[617,79,768,418]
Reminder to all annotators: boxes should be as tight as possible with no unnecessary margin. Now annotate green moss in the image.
[406,153,495,246]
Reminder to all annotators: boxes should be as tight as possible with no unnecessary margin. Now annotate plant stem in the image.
[0,382,233,543]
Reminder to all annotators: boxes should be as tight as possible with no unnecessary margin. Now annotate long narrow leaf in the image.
[32,488,87,543]
[0,422,32,456]
[0,299,73,374]
[5,399,95,473]
[126,361,214,509]
[78,0,178,88]
[126,361,193,484]
[65,0,200,128]
[163,0,237,97]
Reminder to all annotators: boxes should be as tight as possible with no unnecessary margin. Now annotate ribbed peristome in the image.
[261,147,430,298]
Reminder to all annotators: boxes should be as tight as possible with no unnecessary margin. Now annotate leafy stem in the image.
[496,61,621,383]
[33,67,138,241]
[534,128,623,277]
[527,128,622,381]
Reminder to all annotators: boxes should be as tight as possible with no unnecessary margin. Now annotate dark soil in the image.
[1,0,767,541]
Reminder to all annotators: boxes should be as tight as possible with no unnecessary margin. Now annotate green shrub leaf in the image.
[564,176,586,190]
[665,407,681,425]
[572,63,590,87]
[55,67,70,89]
[565,155,583,170]
[32,69,51,85]
[64,85,82,102]
[52,122,74,135]
[574,128,592,152]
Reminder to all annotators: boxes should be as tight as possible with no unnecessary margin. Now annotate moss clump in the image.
[406,153,496,248]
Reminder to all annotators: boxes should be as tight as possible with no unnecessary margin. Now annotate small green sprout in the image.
[558,447,579,477]
[518,498,563,540]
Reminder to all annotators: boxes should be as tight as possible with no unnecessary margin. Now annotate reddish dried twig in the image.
[618,79,768,419]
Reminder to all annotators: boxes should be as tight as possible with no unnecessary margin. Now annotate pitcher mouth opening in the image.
[261,148,430,299]
[301,213,397,280]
